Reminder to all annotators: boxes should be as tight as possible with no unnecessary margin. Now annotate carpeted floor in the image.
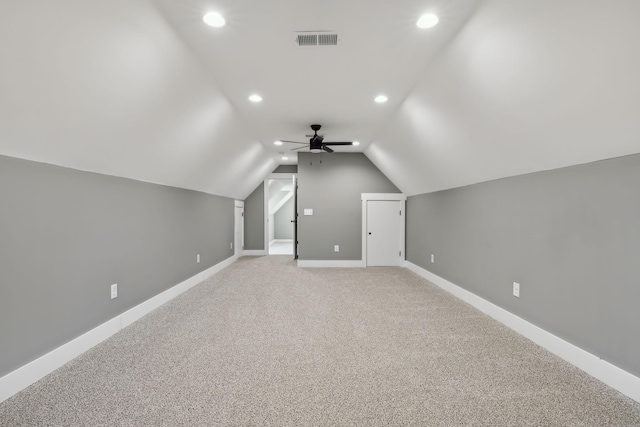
[2,255,640,426]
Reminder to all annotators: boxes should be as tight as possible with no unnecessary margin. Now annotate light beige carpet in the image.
[2,255,639,426]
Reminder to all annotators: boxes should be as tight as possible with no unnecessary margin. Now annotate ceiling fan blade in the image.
[322,141,353,146]
[322,145,334,153]
[280,140,308,145]
[291,146,309,151]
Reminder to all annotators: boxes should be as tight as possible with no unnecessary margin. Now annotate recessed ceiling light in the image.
[353,141,360,146]
[274,140,283,146]
[248,94,263,103]
[417,13,439,29]
[375,95,388,103]
[282,156,289,161]
[203,12,225,28]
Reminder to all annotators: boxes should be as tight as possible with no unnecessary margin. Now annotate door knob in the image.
[368,232,372,235]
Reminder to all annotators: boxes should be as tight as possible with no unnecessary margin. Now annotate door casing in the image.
[361,193,406,266]
[234,200,244,257]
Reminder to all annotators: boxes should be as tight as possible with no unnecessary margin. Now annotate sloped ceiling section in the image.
[3,0,640,199]
[153,0,480,164]
[367,0,640,196]
[0,0,275,199]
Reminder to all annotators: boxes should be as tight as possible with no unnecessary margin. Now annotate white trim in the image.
[270,239,293,244]
[0,256,237,404]
[404,261,640,404]
[361,193,406,267]
[243,250,266,256]
[297,260,366,268]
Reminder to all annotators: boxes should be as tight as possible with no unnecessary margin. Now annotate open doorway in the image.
[266,177,295,255]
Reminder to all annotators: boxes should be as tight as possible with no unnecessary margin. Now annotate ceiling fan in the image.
[281,124,353,153]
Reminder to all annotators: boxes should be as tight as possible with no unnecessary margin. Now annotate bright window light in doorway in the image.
[248,94,263,103]
[375,95,388,103]
[417,13,439,29]
[203,11,225,27]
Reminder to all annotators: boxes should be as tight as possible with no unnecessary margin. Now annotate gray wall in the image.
[273,165,298,174]
[243,182,264,250]
[0,155,234,377]
[406,153,640,377]
[297,153,399,260]
[274,197,294,240]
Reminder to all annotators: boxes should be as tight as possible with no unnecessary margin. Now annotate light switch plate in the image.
[304,209,313,216]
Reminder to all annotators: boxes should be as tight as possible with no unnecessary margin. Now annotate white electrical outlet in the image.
[431,254,434,263]
[110,284,118,300]
[197,254,200,263]
[334,245,339,252]
[230,242,233,249]
[513,282,520,298]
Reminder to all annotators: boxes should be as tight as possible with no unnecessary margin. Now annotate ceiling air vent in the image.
[318,34,338,46]
[295,32,339,47]
[296,34,318,46]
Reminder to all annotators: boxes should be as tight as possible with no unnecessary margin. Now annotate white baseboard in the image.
[404,261,640,404]
[0,255,237,404]
[243,250,266,256]
[297,260,366,268]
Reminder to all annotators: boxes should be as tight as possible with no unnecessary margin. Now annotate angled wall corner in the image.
[243,182,265,250]
[297,153,400,261]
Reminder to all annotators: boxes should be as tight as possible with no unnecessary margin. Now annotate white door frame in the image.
[264,173,298,254]
[234,200,244,257]
[361,193,406,266]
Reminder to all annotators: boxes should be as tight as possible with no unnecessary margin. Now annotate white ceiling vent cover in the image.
[295,33,338,46]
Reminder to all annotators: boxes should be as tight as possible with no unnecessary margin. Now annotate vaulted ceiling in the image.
[1,0,639,199]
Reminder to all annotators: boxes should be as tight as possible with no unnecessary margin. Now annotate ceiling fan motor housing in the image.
[309,124,324,150]
[309,136,324,151]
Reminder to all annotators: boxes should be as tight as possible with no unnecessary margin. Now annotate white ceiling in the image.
[1,0,639,199]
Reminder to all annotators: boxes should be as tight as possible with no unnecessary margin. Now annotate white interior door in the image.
[366,200,402,266]
[234,204,244,256]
